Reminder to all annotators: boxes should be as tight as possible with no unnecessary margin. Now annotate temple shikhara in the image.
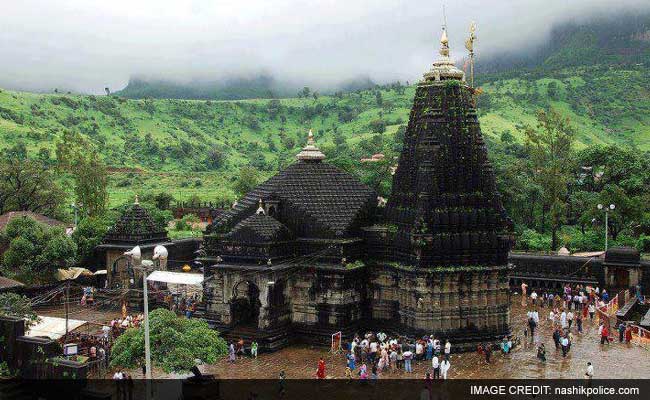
[199,27,514,349]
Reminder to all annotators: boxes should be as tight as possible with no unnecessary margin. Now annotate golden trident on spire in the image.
[465,21,477,88]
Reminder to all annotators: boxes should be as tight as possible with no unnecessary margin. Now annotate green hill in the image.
[2,14,650,207]
[1,63,650,206]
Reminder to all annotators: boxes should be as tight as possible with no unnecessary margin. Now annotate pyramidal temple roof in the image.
[384,30,513,267]
[104,196,169,245]
[225,213,292,243]
[210,130,376,238]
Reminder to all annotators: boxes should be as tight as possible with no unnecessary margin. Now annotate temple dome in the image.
[225,214,292,243]
[104,198,169,245]
[209,131,376,239]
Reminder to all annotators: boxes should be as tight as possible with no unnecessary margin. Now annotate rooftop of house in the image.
[0,211,71,232]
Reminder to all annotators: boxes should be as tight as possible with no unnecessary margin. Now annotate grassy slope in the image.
[1,64,649,207]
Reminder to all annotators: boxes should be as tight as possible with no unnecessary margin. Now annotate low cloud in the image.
[1,0,648,93]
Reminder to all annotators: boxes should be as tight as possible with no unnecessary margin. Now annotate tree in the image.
[110,308,227,373]
[205,147,226,170]
[55,131,108,217]
[153,192,175,210]
[546,81,559,100]
[0,293,38,327]
[72,153,109,217]
[368,119,386,134]
[233,167,260,197]
[0,217,77,284]
[375,91,383,106]
[72,217,111,266]
[525,107,576,250]
[0,158,65,217]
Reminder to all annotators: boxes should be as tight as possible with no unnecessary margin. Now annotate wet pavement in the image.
[38,296,649,379]
[200,299,650,379]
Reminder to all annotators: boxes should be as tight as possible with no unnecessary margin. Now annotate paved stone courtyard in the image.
[38,296,649,379]
[198,298,650,379]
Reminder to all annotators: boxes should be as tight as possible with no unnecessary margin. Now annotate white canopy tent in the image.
[27,316,87,339]
[146,271,203,286]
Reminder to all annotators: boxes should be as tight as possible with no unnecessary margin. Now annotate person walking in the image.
[618,323,626,343]
[625,325,633,344]
[403,349,414,373]
[600,325,610,345]
[585,362,594,381]
[536,343,546,362]
[444,340,451,359]
[251,341,258,359]
[432,355,440,379]
[561,335,569,357]
[440,358,450,380]
[228,343,236,363]
[576,313,583,334]
[567,311,574,329]
[316,357,326,379]
[528,315,537,340]
[588,303,595,321]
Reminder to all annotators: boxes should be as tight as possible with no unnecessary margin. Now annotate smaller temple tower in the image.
[96,196,173,288]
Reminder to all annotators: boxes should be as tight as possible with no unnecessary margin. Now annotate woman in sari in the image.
[316,357,326,379]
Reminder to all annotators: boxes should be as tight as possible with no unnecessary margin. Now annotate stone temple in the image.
[200,28,514,350]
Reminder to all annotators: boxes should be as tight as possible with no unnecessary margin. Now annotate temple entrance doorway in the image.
[230,281,261,328]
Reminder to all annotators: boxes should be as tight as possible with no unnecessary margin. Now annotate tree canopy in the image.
[110,308,228,373]
[0,216,77,284]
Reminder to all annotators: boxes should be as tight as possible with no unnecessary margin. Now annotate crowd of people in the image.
[519,281,635,371]
[163,293,200,318]
[228,338,259,363]
[337,332,454,380]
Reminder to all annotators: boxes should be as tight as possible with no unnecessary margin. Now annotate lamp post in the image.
[597,203,615,251]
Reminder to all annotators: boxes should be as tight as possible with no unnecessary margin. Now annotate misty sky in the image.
[1,0,648,94]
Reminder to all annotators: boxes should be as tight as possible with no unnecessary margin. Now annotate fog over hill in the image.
[1,0,649,95]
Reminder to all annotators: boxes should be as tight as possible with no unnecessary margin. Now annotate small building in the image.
[0,276,24,293]
[96,198,174,289]
[95,199,203,289]
[603,247,643,290]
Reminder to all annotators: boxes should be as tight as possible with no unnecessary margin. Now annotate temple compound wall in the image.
[509,248,649,293]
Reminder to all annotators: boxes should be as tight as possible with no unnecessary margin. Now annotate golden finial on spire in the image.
[296,128,326,161]
[440,27,450,57]
[256,198,265,215]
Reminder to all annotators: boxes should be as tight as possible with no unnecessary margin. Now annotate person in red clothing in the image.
[600,325,610,345]
[316,357,326,379]
[625,326,633,343]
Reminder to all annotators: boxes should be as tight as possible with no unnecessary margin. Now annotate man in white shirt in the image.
[444,340,451,357]
[567,311,574,329]
[560,310,568,329]
[585,362,594,379]
[432,355,440,379]
[369,341,378,362]
[531,290,538,305]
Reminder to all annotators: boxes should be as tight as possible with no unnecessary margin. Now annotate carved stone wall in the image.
[369,265,511,342]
